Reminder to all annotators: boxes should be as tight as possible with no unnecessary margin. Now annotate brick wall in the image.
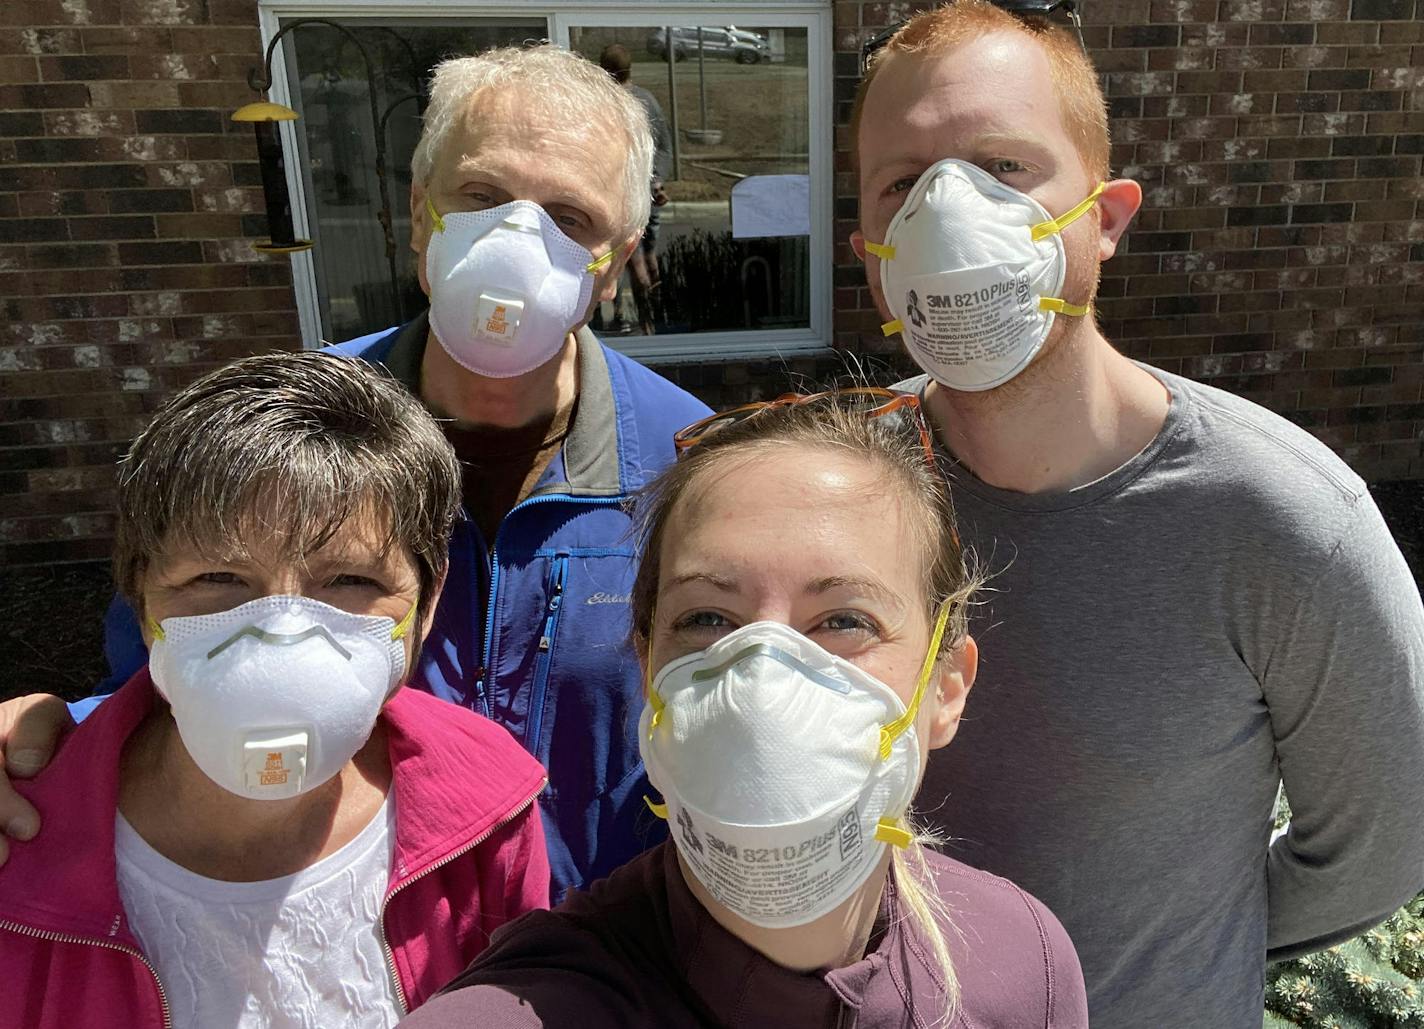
[2,0,1422,567]
[0,0,300,568]
[815,0,1424,480]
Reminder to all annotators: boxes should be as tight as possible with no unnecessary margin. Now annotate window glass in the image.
[567,25,812,342]
[281,18,546,343]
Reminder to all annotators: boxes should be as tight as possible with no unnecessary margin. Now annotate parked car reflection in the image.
[646,26,770,64]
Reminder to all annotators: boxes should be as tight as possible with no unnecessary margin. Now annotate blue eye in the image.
[672,610,732,632]
[986,158,1026,175]
[820,611,879,635]
[328,574,382,589]
[888,176,917,195]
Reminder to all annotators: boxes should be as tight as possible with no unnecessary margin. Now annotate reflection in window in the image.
[569,26,811,341]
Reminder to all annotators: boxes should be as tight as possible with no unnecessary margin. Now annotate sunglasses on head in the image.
[859,0,1086,75]
[673,387,938,470]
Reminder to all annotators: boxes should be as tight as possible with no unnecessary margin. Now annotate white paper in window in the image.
[730,174,811,239]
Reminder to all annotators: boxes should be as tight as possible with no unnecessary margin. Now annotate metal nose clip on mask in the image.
[867,159,1106,392]
[639,604,953,929]
[148,595,415,801]
[424,198,615,379]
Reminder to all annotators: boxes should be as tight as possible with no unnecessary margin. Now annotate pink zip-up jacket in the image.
[0,671,551,1028]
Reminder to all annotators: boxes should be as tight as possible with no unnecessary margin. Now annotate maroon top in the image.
[399,840,1087,1028]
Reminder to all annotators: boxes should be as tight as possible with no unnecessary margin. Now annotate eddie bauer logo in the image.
[585,592,630,605]
[484,304,510,336]
[259,751,289,787]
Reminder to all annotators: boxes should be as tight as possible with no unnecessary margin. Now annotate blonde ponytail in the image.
[890,820,963,1026]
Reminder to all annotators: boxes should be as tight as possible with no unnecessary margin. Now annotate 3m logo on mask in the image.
[677,807,705,855]
[485,304,510,336]
[259,751,289,787]
[474,293,525,346]
[923,271,1032,313]
[907,290,927,329]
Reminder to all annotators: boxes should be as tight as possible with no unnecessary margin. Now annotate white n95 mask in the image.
[424,198,614,379]
[148,595,414,801]
[867,159,1105,392]
[639,605,952,929]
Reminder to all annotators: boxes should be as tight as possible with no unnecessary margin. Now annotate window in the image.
[259,2,832,361]
[276,17,548,344]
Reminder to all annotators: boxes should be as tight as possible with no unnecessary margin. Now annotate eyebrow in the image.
[661,572,903,606]
[971,130,1055,152]
[664,572,739,592]
[451,162,610,228]
[806,575,902,607]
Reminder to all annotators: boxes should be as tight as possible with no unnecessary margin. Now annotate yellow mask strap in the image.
[586,250,615,274]
[1038,296,1091,317]
[391,600,418,641]
[874,817,914,848]
[881,319,904,337]
[644,796,669,819]
[1030,182,1105,243]
[425,196,445,234]
[878,601,954,760]
[148,617,164,642]
[645,605,666,737]
[864,241,896,261]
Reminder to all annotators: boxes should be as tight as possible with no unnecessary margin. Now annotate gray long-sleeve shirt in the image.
[901,364,1424,1028]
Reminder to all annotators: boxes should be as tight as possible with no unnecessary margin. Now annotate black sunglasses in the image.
[859,0,1086,75]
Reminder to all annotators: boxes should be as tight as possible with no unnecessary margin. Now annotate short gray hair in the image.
[113,352,461,628]
[410,44,654,241]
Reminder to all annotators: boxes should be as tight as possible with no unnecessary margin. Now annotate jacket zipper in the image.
[526,552,570,749]
[473,514,497,720]
[376,779,546,1015]
[475,495,624,733]
[0,919,173,1028]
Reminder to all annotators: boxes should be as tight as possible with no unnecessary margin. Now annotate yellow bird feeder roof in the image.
[232,101,299,123]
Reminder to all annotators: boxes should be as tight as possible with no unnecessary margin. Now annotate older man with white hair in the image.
[0,45,711,901]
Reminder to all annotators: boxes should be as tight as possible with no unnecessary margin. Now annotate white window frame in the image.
[256,0,833,363]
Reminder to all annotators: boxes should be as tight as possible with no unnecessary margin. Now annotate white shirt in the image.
[115,797,401,1029]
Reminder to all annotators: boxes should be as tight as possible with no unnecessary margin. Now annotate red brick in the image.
[81,27,166,53]
[38,55,129,82]
[167,25,259,52]
[1,27,82,54]
[1216,46,1284,71]
[1281,45,1344,69]
[1146,46,1213,71]
[1181,23,1250,47]
[1315,23,1380,45]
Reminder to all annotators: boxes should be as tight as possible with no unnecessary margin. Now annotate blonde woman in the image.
[401,391,1087,1028]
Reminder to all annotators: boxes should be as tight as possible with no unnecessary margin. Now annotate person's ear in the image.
[927,636,977,750]
[594,233,640,305]
[851,227,894,322]
[409,181,428,254]
[1096,178,1141,263]
[137,604,155,649]
[850,228,867,262]
[409,182,438,297]
[417,566,447,646]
